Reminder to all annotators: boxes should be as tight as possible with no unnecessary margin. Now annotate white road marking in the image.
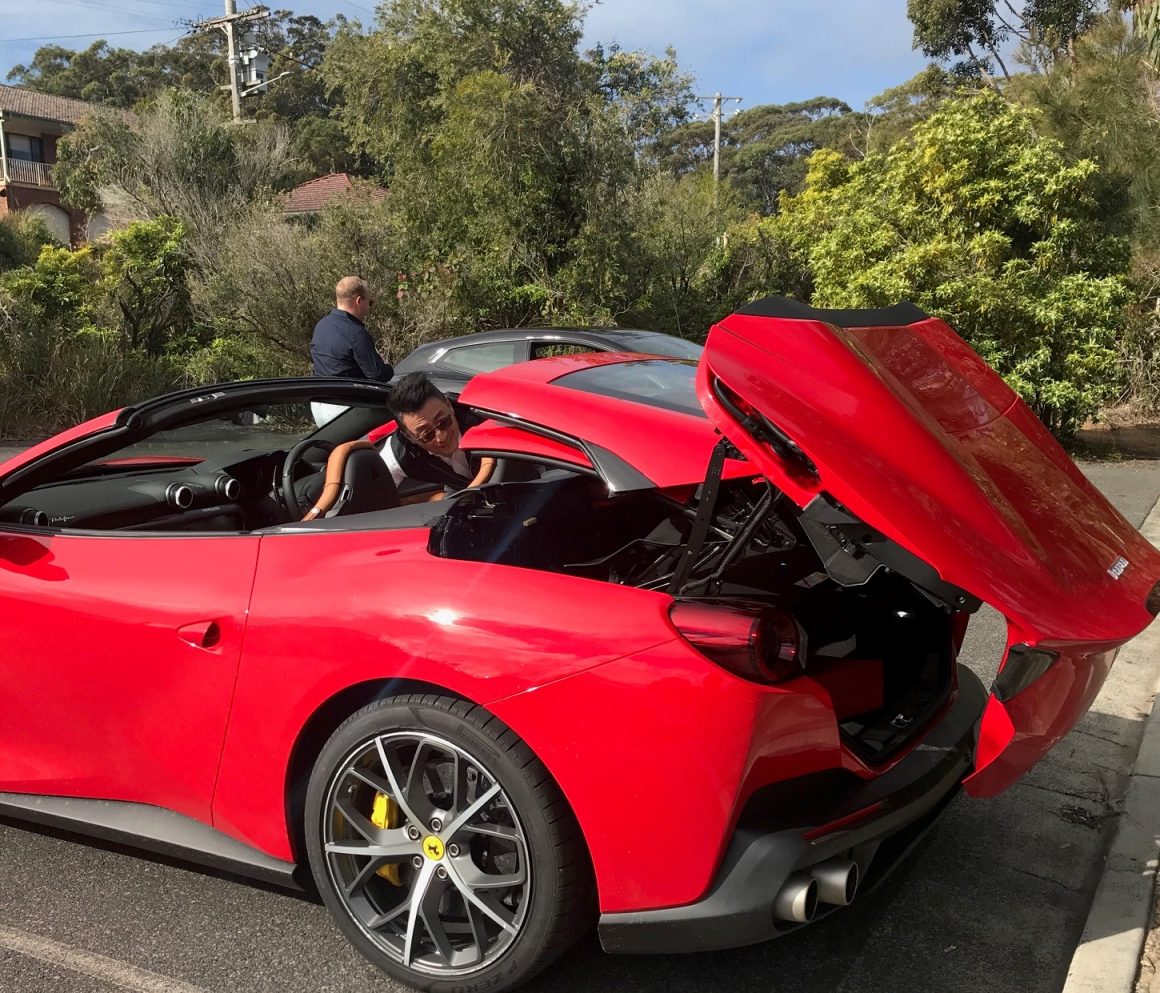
[0,923,207,993]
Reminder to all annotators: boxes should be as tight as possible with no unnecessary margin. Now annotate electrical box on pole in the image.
[240,33,270,87]
[192,3,272,122]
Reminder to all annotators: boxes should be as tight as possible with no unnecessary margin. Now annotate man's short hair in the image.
[335,275,369,304]
[388,372,447,418]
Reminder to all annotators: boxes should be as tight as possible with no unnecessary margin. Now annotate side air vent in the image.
[216,475,241,501]
[166,483,194,510]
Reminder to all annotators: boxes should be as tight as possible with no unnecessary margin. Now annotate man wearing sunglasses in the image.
[380,372,487,497]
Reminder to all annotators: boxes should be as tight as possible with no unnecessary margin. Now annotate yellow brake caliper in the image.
[370,793,403,885]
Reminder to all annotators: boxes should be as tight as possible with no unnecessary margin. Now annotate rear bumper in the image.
[598,663,986,955]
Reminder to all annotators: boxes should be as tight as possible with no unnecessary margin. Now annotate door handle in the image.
[177,620,222,649]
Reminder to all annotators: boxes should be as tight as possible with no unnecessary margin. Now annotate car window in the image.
[436,341,521,376]
[530,342,599,360]
[554,360,705,417]
[603,332,703,360]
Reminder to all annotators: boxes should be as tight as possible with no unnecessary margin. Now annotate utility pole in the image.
[193,2,270,123]
[224,0,242,122]
[696,92,742,203]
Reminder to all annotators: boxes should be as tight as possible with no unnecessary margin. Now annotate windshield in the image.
[553,359,704,417]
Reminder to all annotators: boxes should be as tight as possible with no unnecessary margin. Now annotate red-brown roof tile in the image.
[0,85,102,125]
[284,173,387,214]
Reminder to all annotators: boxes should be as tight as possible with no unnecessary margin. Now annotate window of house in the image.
[7,134,44,163]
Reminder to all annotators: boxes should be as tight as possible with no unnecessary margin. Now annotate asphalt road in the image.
[0,449,1157,993]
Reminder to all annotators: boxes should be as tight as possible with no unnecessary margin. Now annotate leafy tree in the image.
[1126,0,1160,64]
[649,117,714,177]
[588,43,695,149]
[777,92,1131,436]
[1012,13,1160,243]
[864,65,981,152]
[247,14,366,177]
[6,39,213,108]
[98,217,194,357]
[907,0,1104,77]
[1,244,99,332]
[324,0,590,173]
[189,190,455,375]
[321,0,650,326]
[0,215,56,273]
[54,90,294,268]
[725,99,867,213]
[652,98,867,214]
[0,223,205,433]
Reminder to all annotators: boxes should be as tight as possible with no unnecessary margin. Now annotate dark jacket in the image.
[386,405,485,489]
[310,308,393,381]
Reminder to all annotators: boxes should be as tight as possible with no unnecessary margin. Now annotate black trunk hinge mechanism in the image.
[669,435,740,594]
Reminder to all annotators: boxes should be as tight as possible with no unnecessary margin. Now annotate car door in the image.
[698,298,1160,797]
[0,527,258,823]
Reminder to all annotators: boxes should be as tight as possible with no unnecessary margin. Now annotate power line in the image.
[0,28,176,44]
[123,0,213,9]
[35,0,178,24]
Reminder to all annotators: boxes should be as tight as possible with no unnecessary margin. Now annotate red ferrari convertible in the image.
[1,297,1156,993]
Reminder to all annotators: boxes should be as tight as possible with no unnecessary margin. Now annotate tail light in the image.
[669,599,805,683]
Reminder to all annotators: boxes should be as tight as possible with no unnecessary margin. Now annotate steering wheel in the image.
[280,438,336,520]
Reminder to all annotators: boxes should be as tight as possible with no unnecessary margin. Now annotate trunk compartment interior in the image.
[430,474,959,763]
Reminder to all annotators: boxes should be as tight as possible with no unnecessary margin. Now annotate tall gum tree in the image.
[320,0,694,326]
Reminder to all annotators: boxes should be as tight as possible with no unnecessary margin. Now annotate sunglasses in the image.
[412,410,455,446]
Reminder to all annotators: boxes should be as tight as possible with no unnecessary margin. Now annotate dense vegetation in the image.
[3,0,1160,438]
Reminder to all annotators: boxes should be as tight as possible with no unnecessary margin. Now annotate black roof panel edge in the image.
[735,296,929,329]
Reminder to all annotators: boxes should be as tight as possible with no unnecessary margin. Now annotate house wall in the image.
[4,186,83,243]
[2,121,89,245]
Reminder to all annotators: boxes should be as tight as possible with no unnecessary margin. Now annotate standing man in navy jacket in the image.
[310,276,393,425]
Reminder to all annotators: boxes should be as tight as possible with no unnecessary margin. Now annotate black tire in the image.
[304,694,593,993]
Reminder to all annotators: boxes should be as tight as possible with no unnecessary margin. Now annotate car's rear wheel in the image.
[305,694,592,993]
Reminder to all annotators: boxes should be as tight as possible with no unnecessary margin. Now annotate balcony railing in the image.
[4,158,54,188]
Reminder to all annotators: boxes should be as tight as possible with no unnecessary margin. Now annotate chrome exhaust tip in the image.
[773,874,818,923]
[811,858,859,906]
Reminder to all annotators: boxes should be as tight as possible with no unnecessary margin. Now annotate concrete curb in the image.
[1062,498,1160,993]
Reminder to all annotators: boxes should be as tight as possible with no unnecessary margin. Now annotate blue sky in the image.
[1,0,931,111]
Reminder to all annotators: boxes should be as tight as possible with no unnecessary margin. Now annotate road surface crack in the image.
[1073,727,1129,748]
[994,861,1076,891]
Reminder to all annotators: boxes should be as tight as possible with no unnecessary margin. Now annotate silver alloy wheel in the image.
[321,730,532,978]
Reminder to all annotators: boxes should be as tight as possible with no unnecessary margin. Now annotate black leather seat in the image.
[328,448,401,517]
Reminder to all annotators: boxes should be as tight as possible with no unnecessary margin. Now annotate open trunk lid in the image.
[699,297,1160,796]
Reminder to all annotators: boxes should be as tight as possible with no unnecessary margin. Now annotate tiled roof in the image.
[0,85,102,125]
[284,173,387,213]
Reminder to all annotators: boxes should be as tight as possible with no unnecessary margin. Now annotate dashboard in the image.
[0,451,287,533]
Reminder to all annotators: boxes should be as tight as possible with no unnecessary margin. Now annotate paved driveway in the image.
[0,451,1156,993]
